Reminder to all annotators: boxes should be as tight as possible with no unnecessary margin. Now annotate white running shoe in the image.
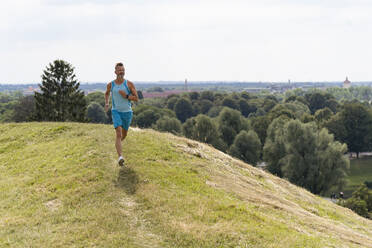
[118,156,125,166]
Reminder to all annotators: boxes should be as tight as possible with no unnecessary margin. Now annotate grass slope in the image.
[0,122,371,248]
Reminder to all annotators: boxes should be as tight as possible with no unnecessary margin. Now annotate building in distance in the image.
[343,77,351,89]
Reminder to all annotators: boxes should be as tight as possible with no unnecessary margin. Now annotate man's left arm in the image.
[127,81,139,102]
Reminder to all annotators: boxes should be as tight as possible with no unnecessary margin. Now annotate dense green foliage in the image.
[264,119,349,194]
[229,130,261,165]
[34,60,86,122]
[86,102,107,123]
[341,184,372,219]
[155,116,182,134]
[325,102,372,158]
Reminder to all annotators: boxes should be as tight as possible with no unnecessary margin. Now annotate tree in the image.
[132,104,176,128]
[155,117,182,134]
[264,119,349,195]
[218,107,248,146]
[325,99,339,113]
[305,92,334,114]
[147,86,163,92]
[241,92,253,100]
[250,116,271,147]
[326,102,372,158]
[86,91,105,107]
[229,130,261,165]
[263,116,288,177]
[342,184,372,218]
[267,104,296,120]
[12,95,36,122]
[166,96,179,110]
[182,117,197,139]
[222,97,239,110]
[263,98,277,112]
[285,95,298,103]
[200,91,214,102]
[269,101,310,120]
[182,115,227,151]
[174,98,193,122]
[324,113,346,142]
[192,101,201,116]
[199,99,214,114]
[188,91,200,100]
[86,102,107,123]
[300,113,315,123]
[207,106,224,118]
[238,99,256,117]
[314,107,333,124]
[193,115,218,143]
[136,109,160,128]
[34,60,86,122]
[283,120,349,194]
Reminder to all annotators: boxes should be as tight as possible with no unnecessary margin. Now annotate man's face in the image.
[115,66,125,77]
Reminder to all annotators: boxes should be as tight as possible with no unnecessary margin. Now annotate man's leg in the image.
[115,126,123,157]
[121,128,128,141]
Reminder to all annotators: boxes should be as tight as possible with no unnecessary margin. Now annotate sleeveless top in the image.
[111,79,132,112]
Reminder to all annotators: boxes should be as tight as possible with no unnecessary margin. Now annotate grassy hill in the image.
[0,122,371,248]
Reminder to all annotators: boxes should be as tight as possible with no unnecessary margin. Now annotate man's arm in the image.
[104,82,111,112]
[127,81,139,102]
[118,90,127,99]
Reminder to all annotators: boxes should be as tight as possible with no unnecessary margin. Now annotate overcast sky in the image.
[1,0,372,84]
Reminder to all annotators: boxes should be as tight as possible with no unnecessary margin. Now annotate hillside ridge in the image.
[0,122,371,247]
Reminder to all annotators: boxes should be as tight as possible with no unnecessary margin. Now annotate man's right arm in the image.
[104,82,111,112]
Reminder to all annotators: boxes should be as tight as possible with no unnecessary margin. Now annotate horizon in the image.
[0,80,363,86]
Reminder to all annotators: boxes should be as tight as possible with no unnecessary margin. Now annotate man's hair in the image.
[115,62,124,69]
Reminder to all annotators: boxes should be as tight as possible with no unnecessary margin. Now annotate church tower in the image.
[343,77,351,89]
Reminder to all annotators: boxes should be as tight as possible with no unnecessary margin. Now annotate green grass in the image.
[0,122,371,247]
[344,157,372,197]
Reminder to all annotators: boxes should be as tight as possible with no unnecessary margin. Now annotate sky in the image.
[1,0,372,84]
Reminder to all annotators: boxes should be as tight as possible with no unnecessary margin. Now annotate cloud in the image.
[1,0,372,83]
[42,0,124,5]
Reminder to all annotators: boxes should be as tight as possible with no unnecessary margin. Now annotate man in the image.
[105,62,138,166]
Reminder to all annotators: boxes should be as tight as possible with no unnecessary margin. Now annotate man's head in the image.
[115,62,125,78]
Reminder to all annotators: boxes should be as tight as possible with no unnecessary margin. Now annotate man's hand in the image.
[118,90,127,99]
[105,103,109,112]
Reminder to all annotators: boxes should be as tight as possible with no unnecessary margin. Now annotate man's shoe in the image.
[118,156,125,166]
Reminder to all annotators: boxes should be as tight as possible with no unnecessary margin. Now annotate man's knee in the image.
[121,129,128,140]
[115,128,122,139]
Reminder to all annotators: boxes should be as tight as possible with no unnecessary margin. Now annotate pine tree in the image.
[34,60,86,122]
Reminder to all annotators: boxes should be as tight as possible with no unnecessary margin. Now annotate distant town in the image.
[1,78,371,97]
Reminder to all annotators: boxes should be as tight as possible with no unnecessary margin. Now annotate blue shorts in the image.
[112,110,133,130]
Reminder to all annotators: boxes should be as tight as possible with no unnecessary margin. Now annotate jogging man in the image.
[105,62,138,166]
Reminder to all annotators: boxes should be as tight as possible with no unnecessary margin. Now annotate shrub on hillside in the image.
[340,184,372,219]
[155,117,182,134]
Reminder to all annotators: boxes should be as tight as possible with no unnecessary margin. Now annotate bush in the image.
[86,102,107,123]
[229,130,261,165]
[155,117,182,134]
[365,181,372,189]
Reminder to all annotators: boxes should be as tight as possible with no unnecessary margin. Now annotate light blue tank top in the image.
[111,79,132,112]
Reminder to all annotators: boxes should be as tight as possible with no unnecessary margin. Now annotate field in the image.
[344,157,372,197]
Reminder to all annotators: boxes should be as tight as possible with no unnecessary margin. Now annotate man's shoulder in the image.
[127,80,135,86]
